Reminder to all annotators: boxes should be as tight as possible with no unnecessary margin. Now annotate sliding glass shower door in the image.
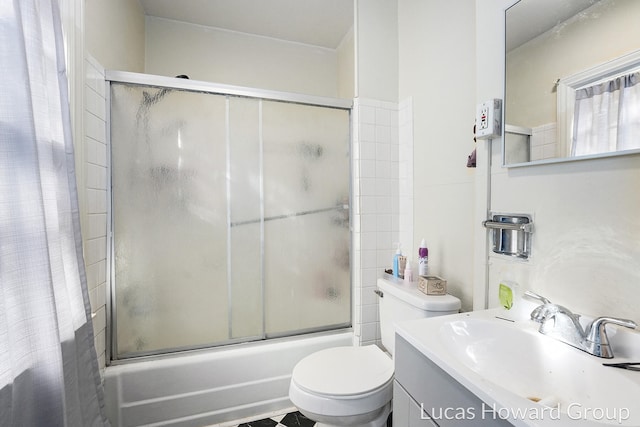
[109,79,350,358]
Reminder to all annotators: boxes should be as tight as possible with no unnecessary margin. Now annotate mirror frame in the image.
[502,0,640,168]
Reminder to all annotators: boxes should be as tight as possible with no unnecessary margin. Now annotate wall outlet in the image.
[476,99,502,139]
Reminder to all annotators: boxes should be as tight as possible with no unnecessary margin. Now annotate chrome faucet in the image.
[524,291,637,358]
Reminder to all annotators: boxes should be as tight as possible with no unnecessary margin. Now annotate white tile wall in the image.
[352,97,413,347]
[530,122,557,161]
[84,54,108,373]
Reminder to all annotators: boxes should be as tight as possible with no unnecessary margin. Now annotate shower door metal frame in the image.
[105,71,353,363]
[106,71,353,109]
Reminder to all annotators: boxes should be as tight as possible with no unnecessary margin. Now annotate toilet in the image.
[289,277,461,427]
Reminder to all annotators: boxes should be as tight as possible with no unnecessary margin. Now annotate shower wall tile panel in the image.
[352,97,407,347]
[84,54,108,374]
[352,97,414,347]
[530,122,557,161]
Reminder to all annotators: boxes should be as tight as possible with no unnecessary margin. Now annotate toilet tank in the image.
[377,277,460,355]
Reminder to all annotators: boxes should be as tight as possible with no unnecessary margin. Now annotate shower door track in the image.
[105,71,353,110]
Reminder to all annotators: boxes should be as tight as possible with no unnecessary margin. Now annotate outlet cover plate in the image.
[476,99,502,140]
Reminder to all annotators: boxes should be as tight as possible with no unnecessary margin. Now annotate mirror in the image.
[504,0,640,166]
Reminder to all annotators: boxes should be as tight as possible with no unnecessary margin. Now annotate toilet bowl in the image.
[289,345,393,427]
[289,277,462,426]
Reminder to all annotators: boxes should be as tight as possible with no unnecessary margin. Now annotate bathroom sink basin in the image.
[440,318,640,423]
[396,309,640,426]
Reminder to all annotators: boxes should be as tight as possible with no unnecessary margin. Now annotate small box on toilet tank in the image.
[418,275,447,295]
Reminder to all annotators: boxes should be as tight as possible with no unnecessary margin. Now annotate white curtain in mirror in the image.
[572,72,640,156]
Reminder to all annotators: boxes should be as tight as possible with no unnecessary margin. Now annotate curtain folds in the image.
[0,0,109,426]
[572,71,640,156]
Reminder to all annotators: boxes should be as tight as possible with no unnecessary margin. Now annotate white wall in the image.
[351,0,403,346]
[479,2,640,324]
[145,17,341,98]
[337,27,355,99]
[398,0,477,311]
[84,0,145,72]
[353,0,477,343]
[356,0,398,102]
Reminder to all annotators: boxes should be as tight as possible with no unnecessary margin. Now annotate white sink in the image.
[396,309,640,426]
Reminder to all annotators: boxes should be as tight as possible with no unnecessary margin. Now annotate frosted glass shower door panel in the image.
[228,97,263,339]
[111,84,228,356]
[262,101,350,335]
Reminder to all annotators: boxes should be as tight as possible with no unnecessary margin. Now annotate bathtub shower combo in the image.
[104,72,353,426]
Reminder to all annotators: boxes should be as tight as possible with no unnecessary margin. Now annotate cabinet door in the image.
[393,381,410,426]
[394,380,439,427]
[409,399,439,427]
[395,336,512,426]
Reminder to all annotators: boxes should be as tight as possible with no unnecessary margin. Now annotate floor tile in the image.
[216,408,396,427]
[237,418,278,427]
[279,411,316,427]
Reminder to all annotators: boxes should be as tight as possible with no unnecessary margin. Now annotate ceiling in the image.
[506,0,600,51]
[139,0,354,49]
[140,0,599,54]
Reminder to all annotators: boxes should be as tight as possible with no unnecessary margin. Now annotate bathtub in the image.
[103,331,353,427]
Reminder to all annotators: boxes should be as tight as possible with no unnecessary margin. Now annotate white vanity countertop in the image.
[395,308,640,427]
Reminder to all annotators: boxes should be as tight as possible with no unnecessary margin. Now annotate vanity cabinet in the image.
[394,335,512,426]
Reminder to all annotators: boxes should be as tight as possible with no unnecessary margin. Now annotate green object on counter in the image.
[499,283,513,310]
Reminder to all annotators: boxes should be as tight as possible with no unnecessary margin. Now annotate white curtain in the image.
[571,72,640,156]
[0,0,109,426]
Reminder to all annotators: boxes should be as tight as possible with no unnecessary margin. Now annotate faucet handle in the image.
[524,291,553,323]
[585,317,637,341]
[524,291,552,305]
[584,317,637,358]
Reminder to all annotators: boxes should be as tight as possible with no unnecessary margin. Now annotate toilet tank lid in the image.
[377,278,461,311]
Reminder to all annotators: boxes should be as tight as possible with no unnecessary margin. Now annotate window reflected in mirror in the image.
[571,71,640,157]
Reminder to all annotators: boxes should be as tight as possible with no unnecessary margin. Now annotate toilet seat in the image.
[292,345,393,397]
[290,346,394,418]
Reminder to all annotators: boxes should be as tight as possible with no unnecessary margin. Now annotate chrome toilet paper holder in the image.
[482,214,533,259]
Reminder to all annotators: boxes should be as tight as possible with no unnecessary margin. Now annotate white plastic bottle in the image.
[403,259,413,283]
[418,239,429,276]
